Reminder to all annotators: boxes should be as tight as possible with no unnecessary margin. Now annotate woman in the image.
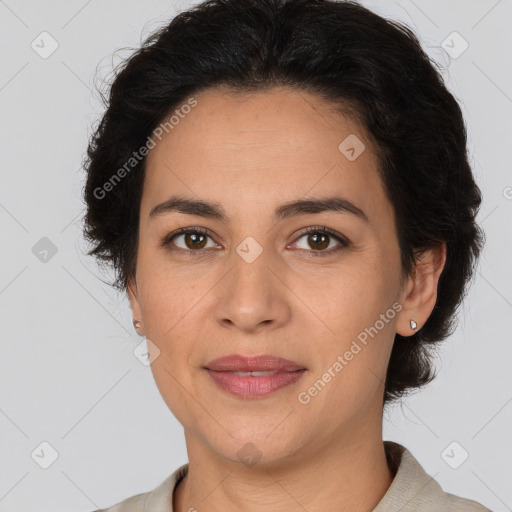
[83,0,491,510]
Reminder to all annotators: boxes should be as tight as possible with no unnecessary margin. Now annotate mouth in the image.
[204,354,306,372]
[204,354,307,398]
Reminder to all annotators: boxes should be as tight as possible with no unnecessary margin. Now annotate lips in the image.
[204,355,307,398]
[204,354,306,372]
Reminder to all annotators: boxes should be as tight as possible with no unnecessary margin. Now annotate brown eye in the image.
[291,226,350,257]
[162,227,218,253]
[305,232,329,251]
[182,231,208,250]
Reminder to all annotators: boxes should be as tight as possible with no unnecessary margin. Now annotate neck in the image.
[173,421,394,512]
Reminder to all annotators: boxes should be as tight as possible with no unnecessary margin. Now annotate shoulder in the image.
[89,463,189,512]
[375,441,493,512]
[91,491,147,512]
[443,491,493,512]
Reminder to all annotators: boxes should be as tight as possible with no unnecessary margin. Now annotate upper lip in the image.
[205,354,306,372]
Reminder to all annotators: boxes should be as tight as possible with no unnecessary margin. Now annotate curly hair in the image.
[82,0,485,406]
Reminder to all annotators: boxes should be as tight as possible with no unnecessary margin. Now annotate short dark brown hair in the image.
[82,0,485,406]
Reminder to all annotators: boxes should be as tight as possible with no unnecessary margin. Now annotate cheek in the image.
[139,284,200,425]
[293,258,391,332]
[136,272,200,390]
[140,283,198,369]
[148,355,196,429]
[295,258,397,391]
[137,251,204,335]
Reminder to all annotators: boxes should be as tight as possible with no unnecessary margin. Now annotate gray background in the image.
[1,0,511,510]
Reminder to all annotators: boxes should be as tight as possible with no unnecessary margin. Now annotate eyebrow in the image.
[149,194,369,223]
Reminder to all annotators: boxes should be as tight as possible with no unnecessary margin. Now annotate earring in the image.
[133,320,141,329]
[410,319,417,330]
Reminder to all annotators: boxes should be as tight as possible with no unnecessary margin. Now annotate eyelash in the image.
[160,225,350,258]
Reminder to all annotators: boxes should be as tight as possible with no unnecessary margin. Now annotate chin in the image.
[211,424,308,466]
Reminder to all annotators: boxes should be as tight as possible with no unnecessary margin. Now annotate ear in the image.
[127,276,144,332]
[396,242,447,337]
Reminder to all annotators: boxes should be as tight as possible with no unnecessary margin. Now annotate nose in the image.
[213,245,292,334]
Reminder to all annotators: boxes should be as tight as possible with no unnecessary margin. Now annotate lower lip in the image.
[206,369,306,398]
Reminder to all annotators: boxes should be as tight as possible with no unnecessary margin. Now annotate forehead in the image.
[141,87,388,225]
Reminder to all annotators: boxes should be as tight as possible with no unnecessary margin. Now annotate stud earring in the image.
[133,320,141,329]
[410,319,417,330]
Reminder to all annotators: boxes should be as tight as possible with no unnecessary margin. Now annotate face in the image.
[128,86,423,466]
